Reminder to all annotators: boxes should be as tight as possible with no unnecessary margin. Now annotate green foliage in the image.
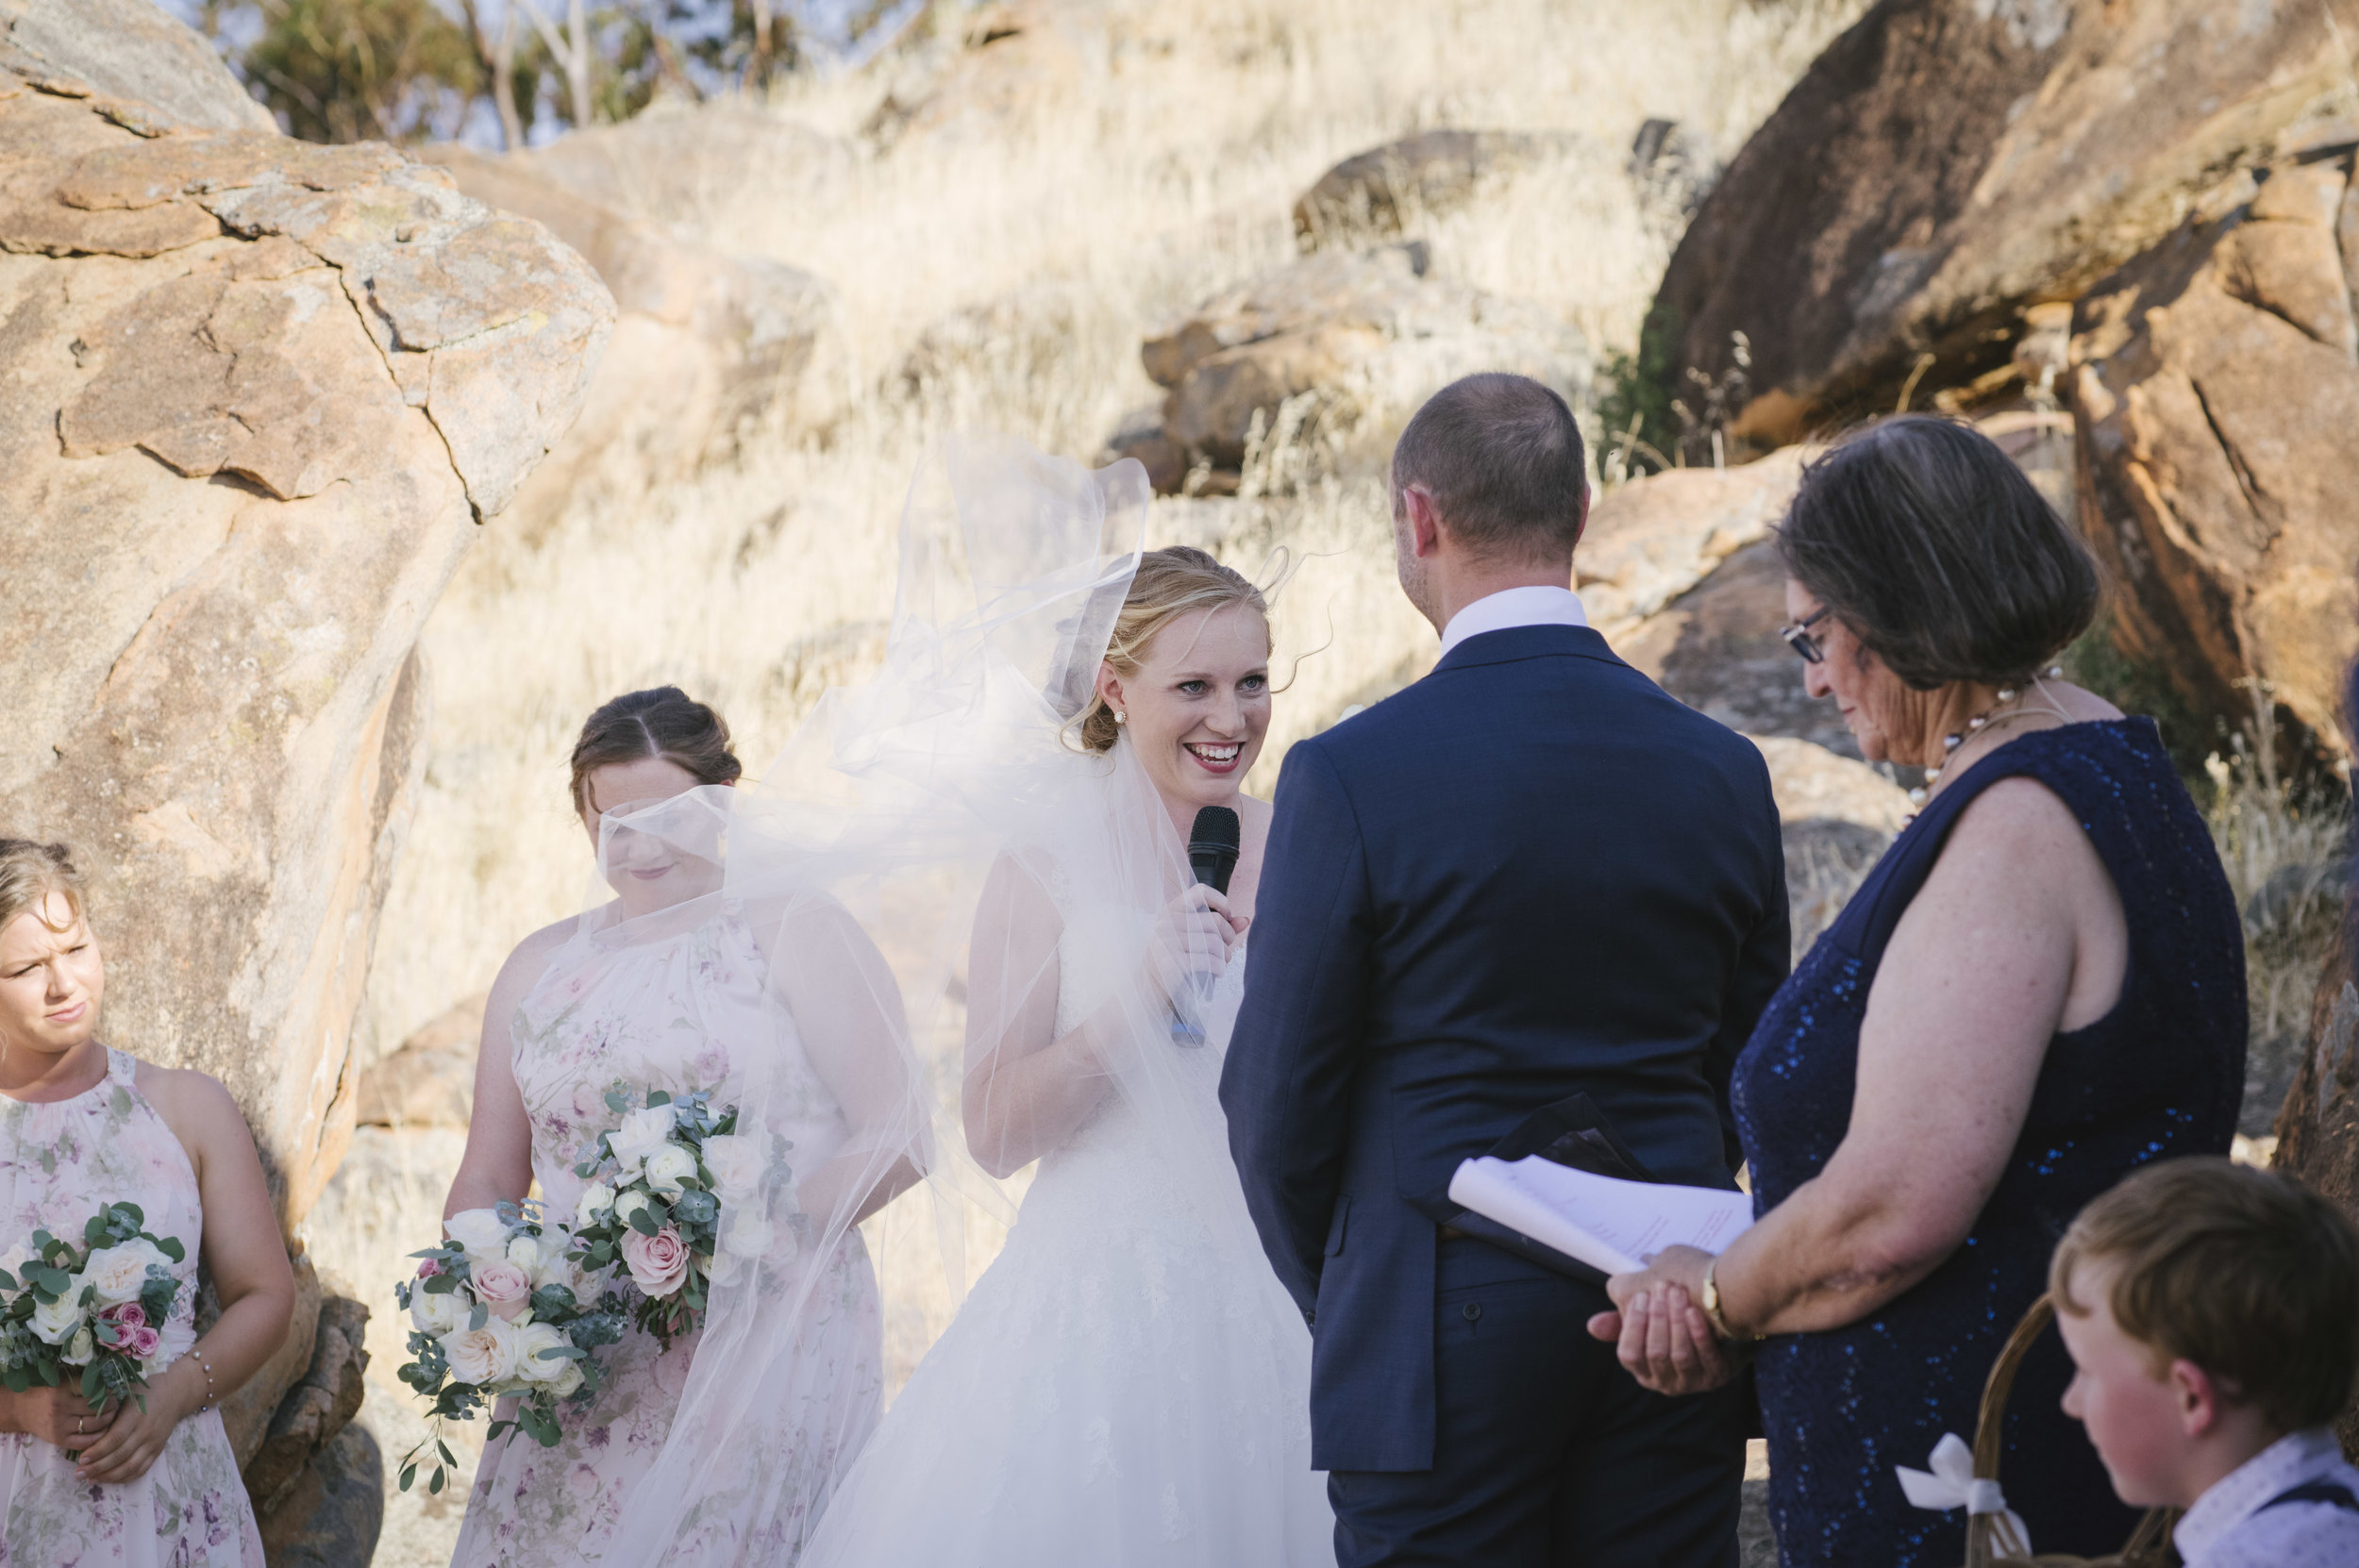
[179,1,812,147]
[1595,305,1683,479]
[242,0,482,143]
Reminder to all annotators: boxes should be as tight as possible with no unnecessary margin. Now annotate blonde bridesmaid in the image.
[0,840,294,1567]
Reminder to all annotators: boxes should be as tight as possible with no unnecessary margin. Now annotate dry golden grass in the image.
[355,0,1875,1076]
[325,5,1877,1555]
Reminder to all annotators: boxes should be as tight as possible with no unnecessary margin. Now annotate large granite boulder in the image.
[421,139,842,484]
[1654,0,2354,444]
[0,0,274,135]
[2067,158,2359,763]
[1133,243,1589,487]
[1292,129,1581,248]
[0,13,612,1243]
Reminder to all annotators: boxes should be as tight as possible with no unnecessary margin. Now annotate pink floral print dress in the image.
[0,1048,264,1568]
[450,901,884,1568]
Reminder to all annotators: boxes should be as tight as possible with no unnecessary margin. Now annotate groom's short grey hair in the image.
[1391,374,1588,561]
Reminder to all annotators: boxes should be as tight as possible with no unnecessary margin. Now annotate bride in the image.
[797,444,1332,1565]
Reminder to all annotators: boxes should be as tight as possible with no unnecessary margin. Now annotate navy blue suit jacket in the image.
[1220,624,1789,1473]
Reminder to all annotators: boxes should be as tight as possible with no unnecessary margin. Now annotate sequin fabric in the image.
[1732,719,2246,1567]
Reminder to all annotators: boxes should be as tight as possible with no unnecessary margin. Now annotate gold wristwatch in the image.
[1699,1259,1761,1343]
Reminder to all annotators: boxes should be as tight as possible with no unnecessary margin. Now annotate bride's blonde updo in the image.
[1072,546,1269,754]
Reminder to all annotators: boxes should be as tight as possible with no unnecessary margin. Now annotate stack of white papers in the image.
[1447,1155,1755,1276]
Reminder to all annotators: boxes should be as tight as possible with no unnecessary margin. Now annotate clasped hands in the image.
[1584,1243,1742,1397]
[0,1366,193,1483]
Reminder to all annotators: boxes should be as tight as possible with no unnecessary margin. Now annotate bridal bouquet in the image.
[0,1203,187,1443]
[393,1202,623,1494]
[567,1085,772,1351]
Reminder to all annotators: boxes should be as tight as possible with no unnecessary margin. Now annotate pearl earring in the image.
[1113,710,1126,725]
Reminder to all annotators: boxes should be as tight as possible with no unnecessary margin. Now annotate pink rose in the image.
[98,1302,145,1329]
[124,1325,161,1360]
[416,1258,443,1278]
[619,1225,691,1298]
[471,1260,534,1322]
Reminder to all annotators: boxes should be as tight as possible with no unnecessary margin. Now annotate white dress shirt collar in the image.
[2175,1427,2353,1566]
[1437,585,1589,660]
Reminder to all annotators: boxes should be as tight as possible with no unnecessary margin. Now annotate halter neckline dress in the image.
[0,1046,263,1568]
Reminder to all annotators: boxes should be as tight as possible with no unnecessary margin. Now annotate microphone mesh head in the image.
[1188,806,1242,852]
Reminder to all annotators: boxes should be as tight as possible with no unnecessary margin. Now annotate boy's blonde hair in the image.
[2051,1157,2359,1432]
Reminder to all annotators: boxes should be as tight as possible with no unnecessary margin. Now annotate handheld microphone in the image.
[1188,806,1242,895]
[1172,806,1243,1045]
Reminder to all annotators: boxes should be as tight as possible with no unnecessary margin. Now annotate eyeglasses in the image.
[1779,608,1832,665]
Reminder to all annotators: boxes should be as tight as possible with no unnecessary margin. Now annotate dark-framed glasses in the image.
[1779,608,1832,665]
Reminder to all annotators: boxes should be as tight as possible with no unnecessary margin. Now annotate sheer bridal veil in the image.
[577,434,1275,1563]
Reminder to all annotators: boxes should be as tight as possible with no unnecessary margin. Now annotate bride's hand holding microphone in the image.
[1155,807,1247,1043]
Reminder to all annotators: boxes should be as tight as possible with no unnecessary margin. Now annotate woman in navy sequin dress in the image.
[1588,417,2245,1567]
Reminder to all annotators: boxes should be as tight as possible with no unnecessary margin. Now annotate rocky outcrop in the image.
[258,1423,384,1568]
[0,0,274,136]
[1654,0,2355,443]
[2067,158,2359,763]
[0,14,612,1236]
[356,992,484,1128]
[244,1294,372,1518]
[1293,129,1580,248]
[1131,243,1589,488]
[421,142,840,479]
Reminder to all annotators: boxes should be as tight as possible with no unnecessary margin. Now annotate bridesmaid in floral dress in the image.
[445,688,926,1567]
[0,840,296,1567]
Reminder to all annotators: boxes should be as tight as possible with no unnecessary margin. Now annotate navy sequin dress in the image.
[1732,719,2245,1567]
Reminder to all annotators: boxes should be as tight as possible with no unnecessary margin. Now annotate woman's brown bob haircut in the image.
[1775,414,2100,691]
[569,687,743,814]
[2052,1157,2359,1433]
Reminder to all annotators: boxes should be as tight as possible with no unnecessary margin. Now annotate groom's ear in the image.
[1402,485,1445,559]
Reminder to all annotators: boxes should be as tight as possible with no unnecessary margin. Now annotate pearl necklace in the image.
[1904,667,2065,811]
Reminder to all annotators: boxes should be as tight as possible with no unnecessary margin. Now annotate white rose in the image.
[510,1321,572,1384]
[440,1315,520,1388]
[29,1290,82,1345]
[722,1209,775,1261]
[443,1209,513,1268]
[0,1241,33,1290]
[606,1106,678,1171]
[573,1183,616,1232]
[644,1145,697,1197]
[64,1326,95,1366]
[548,1359,586,1399]
[699,1135,762,1204]
[410,1286,466,1338]
[505,1232,550,1275]
[612,1189,651,1227]
[80,1240,166,1306]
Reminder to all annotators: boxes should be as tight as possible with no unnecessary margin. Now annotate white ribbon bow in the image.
[1896,1433,2033,1557]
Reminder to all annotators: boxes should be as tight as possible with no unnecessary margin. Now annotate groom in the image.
[1222,373,1789,1567]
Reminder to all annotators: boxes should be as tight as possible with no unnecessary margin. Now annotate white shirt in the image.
[1436,585,1589,660]
[2174,1427,2359,1568]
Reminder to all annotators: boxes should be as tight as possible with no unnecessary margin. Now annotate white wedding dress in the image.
[798,857,1332,1567]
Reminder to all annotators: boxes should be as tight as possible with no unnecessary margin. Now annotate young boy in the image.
[2052,1157,2359,1567]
